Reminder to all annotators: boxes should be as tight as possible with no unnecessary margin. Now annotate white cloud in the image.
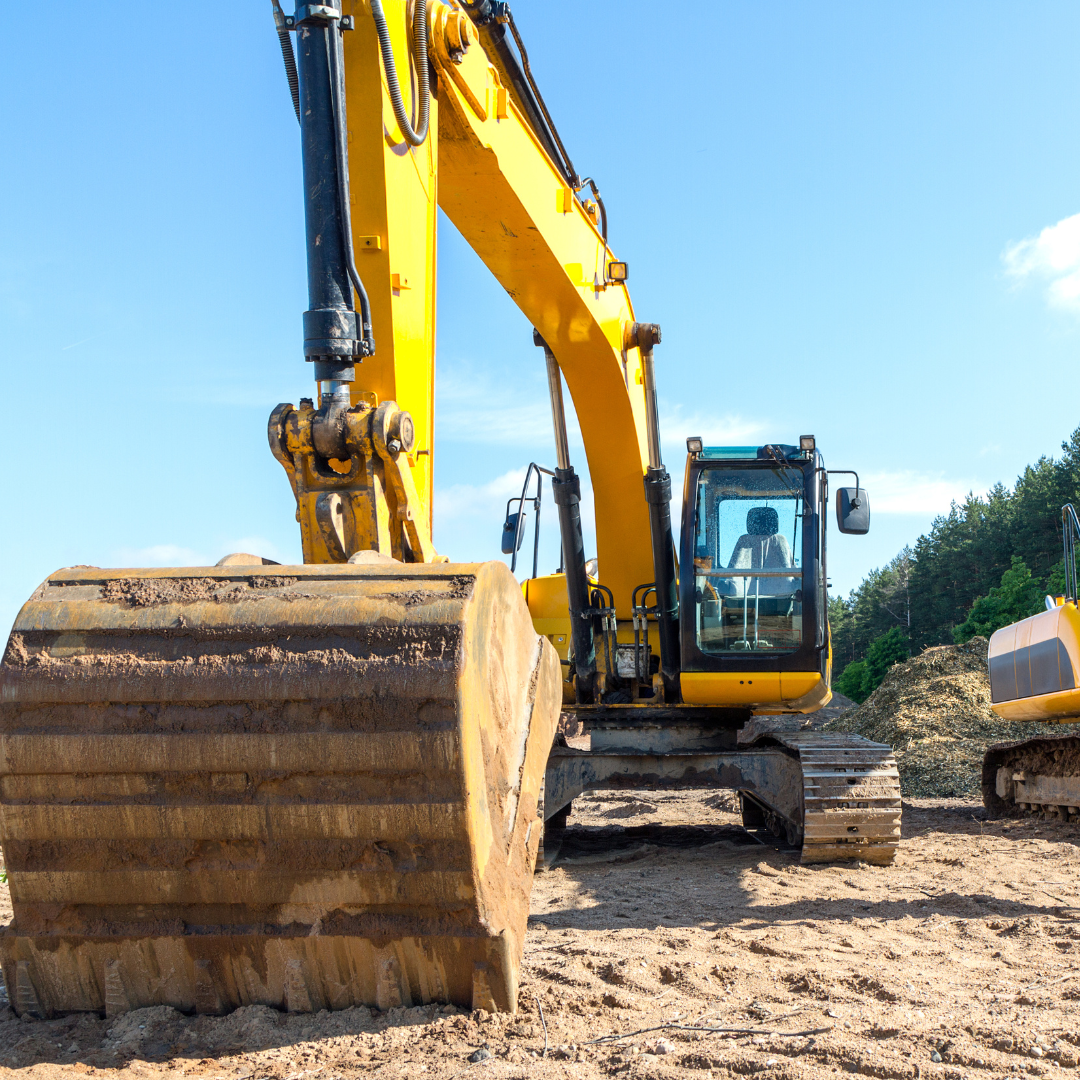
[659,408,766,464]
[659,407,765,445]
[437,366,560,448]
[109,543,211,567]
[222,536,294,564]
[433,466,595,570]
[435,468,533,524]
[107,536,292,569]
[1003,212,1080,312]
[438,397,556,447]
[860,470,983,515]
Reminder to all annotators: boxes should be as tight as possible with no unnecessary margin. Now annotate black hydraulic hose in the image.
[505,9,578,187]
[578,175,611,281]
[271,0,301,123]
[370,0,430,147]
[579,179,608,250]
[325,20,375,354]
[645,466,680,701]
[460,2,614,265]
[460,1,565,176]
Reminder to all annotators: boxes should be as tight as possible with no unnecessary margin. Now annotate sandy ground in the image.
[2,790,1079,1079]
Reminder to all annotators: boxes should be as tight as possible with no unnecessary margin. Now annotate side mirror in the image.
[501,512,525,554]
[836,487,870,535]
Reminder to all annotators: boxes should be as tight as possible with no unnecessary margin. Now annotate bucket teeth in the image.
[103,959,131,1018]
[15,961,47,1020]
[471,963,497,1013]
[376,955,405,1011]
[0,562,562,1016]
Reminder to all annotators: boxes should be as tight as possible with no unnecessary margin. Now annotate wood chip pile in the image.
[823,637,1063,797]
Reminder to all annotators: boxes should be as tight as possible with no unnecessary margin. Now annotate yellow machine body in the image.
[988,602,1080,723]
[0,0,891,1019]
[983,600,1080,818]
[523,572,834,712]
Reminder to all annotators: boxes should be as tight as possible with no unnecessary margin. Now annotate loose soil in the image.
[825,638,1064,797]
[3,790,1079,1079]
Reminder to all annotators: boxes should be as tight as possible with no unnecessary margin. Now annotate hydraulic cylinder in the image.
[538,332,596,703]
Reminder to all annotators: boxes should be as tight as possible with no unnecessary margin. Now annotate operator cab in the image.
[678,438,868,710]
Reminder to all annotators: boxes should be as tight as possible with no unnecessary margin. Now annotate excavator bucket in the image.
[0,561,560,1017]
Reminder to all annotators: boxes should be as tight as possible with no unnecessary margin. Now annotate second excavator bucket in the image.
[0,561,560,1017]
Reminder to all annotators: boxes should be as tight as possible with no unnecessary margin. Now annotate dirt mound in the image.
[824,637,1061,797]
[4,792,1080,1077]
[811,690,857,727]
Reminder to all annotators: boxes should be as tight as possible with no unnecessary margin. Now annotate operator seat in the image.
[725,506,797,601]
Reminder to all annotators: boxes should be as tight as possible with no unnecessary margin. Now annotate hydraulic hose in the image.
[370,0,430,147]
[461,0,572,186]
[271,0,301,123]
[504,9,578,187]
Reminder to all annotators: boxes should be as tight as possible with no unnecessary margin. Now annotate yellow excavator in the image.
[0,0,901,1019]
[983,504,1080,818]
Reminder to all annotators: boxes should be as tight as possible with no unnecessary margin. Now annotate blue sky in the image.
[4,2,1080,637]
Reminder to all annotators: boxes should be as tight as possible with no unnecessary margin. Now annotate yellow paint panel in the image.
[523,574,569,620]
[340,0,438,529]
[680,672,783,706]
[992,689,1080,723]
[990,602,1080,723]
[781,672,828,712]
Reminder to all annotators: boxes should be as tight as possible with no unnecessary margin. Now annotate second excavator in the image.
[983,503,1080,819]
[0,0,901,1019]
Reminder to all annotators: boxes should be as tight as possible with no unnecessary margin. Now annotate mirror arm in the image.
[827,470,860,507]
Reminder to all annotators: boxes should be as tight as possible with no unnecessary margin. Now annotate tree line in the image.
[829,425,1080,703]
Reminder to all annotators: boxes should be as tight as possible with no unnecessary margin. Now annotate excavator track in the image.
[983,734,1080,820]
[0,562,560,1017]
[774,732,902,864]
[542,719,901,867]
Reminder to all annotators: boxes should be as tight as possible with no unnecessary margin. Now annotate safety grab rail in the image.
[1063,504,1080,605]
[502,463,553,579]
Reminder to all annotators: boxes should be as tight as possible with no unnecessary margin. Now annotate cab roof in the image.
[698,444,811,462]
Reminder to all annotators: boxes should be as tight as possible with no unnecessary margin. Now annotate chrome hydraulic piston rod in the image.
[537,331,596,703]
[632,322,679,700]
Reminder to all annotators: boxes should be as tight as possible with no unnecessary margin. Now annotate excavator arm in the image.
[272,0,657,613]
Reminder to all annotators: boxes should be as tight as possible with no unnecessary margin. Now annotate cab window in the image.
[693,467,804,654]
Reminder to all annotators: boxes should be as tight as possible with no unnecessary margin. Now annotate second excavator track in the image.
[983,734,1080,821]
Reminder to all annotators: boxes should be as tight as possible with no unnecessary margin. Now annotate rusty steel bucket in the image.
[0,561,560,1017]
